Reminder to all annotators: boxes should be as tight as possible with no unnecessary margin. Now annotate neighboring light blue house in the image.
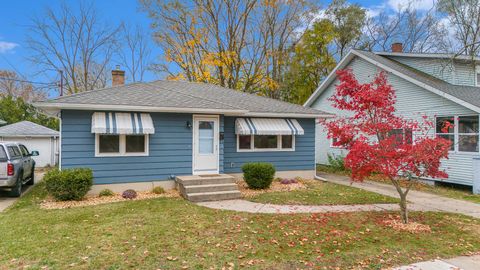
[305,43,480,188]
[36,77,330,196]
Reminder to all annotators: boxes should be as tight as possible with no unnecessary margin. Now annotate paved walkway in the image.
[394,254,480,270]
[317,172,480,218]
[199,173,480,218]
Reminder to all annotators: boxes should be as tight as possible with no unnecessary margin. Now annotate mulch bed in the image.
[40,190,180,210]
[238,178,308,197]
[380,218,432,234]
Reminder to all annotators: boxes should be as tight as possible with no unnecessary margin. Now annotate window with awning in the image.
[235,118,304,135]
[235,118,303,152]
[91,112,154,156]
[91,112,155,134]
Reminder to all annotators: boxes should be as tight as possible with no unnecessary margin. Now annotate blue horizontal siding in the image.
[61,110,193,184]
[223,117,315,173]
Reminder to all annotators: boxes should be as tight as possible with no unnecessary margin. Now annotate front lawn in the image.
[317,164,480,204]
[246,180,399,205]
[1,183,480,269]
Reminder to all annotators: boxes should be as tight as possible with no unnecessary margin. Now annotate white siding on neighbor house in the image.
[386,56,477,87]
[0,136,59,167]
[311,56,479,186]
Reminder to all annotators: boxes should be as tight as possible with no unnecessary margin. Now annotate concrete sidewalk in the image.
[197,199,421,214]
[394,255,480,270]
[317,172,480,219]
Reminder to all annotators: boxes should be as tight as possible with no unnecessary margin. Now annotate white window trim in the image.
[476,65,480,86]
[236,134,295,152]
[435,115,480,154]
[95,134,149,157]
[330,137,347,149]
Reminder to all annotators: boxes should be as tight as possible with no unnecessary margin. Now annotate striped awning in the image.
[91,112,155,134]
[235,118,304,135]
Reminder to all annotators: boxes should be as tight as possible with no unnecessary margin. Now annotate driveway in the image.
[317,172,480,218]
[0,172,43,212]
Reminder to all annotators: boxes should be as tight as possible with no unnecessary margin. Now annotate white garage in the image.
[0,121,59,167]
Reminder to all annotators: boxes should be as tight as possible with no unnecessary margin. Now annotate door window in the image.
[19,145,30,157]
[198,121,214,154]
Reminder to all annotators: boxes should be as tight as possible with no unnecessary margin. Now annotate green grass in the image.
[247,181,399,205]
[317,164,480,205]
[1,183,480,269]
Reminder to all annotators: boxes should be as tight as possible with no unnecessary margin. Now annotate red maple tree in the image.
[323,69,451,223]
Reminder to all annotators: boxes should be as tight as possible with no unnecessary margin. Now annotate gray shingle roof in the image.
[38,80,329,117]
[354,50,480,109]
[0,121,58,137]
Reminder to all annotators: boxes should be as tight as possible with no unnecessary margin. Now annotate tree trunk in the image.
[399,194,408,224]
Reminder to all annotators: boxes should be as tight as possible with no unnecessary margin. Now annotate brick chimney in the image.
[391,42,403,53]
[112,65,125,86]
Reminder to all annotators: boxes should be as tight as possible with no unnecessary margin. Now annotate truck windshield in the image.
[0,146,7,162]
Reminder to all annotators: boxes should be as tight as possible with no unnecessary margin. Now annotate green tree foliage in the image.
[326,0,366,58]
[283,20,336,104]
[0,96,59,130]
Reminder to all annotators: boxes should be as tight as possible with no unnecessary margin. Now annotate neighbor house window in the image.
[436,115,479,153]
[330,137,346,149]
[237,135,294,151]
[96,134,149,156]
[387,128,413,145]
[458,115,479,152]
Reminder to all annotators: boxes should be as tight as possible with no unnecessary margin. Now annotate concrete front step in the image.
[176,175,236,186]
[184,183,238,193]
[186,190,242,202]
[176,174,241,202]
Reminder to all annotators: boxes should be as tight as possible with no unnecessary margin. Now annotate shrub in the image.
[152,186,165,194]
[44,168,93,201]
[327,154,347,172]
[99,189,115,197]
[242,162,275,189]
[122,189,137,199]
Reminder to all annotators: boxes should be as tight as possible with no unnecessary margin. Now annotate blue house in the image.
[36,73,330,200]
[305,43,480,188]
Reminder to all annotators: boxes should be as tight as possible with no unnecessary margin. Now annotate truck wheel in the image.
[26,167,35,185]
[9,173,22,197]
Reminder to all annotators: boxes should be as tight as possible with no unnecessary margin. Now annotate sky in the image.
[0,0,436,97]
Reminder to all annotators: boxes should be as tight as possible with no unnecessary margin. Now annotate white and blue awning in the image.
[235,118,304,135]
[91,112,155,134]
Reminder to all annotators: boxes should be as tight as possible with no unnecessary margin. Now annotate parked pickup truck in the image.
[0,142,39,197]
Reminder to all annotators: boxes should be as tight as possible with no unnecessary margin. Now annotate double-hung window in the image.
[96,134,149,156]
[237,134,294,151]
[436,115,479,153]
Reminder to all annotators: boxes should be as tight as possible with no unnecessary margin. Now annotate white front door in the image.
[193,115,219,175]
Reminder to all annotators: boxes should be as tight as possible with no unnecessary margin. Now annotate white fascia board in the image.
[241,112,334,118]
[303,51,356,107]
[376,52,480,62]
[352,50,480,113]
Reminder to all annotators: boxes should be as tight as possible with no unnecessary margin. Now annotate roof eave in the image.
[34,102,332,119]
